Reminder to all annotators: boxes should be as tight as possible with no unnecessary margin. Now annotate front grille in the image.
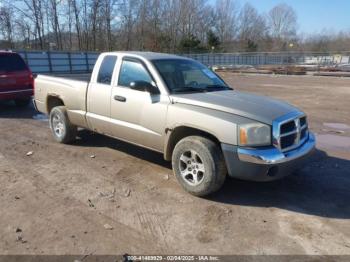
[281,121,296,133]
[273,113,308,152]
[301,128,307,140]
[281,133,297,148]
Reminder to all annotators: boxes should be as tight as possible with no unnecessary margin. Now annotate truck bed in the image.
[34,73,90,129]
[40,73,91,82]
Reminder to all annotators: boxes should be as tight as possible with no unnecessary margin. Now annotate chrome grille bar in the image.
[272,111,308,152]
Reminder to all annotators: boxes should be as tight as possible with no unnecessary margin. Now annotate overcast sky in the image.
[238,0,350,34]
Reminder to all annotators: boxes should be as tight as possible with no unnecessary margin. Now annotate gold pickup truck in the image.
[33,52,315,196]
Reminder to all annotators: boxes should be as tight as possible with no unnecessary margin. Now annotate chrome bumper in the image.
[237,133,316,165]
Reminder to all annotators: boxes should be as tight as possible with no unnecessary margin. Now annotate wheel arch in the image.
[47,95,65,113]
[164,125,221,161]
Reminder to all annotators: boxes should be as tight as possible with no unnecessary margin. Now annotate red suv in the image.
[0,51,34,107]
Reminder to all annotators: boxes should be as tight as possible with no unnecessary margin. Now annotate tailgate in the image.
[0,71,33,93]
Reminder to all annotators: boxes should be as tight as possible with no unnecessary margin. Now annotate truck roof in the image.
[102,51,189,61]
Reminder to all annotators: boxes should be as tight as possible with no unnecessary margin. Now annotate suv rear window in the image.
[0,53,28,72]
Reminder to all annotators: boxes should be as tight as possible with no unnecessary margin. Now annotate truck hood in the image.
[170,90,300,125]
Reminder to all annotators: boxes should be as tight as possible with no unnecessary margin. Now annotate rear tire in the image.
[172,136,227,197]
[49,106,77,144]
[14,98,31,107]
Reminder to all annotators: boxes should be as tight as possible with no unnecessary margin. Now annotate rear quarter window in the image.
[97,55,117,85]
[0,53,27,72]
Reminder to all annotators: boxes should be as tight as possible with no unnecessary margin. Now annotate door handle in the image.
[114,95,126,102]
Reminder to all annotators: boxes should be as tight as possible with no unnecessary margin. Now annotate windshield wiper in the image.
[172,87,208,93]
[172,85,231,94]
[205,85,232,91]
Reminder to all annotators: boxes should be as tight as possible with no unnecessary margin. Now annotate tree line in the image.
[0,0,349,53]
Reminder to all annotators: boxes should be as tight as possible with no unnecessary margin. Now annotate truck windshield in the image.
[152,59,231,93]
[0,53,27,72]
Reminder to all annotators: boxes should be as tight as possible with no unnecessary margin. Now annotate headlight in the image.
[239,123,271,146]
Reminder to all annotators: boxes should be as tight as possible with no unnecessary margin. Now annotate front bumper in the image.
[221,133,316,181]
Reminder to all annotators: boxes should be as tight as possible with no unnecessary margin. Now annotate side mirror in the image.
[130,81,159,94]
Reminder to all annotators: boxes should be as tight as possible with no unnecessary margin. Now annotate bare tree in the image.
[267,3,297,42]
[238,3,267,51]
[0,6,14,48]
[17,0,47,49]
[4,0,349,53]
[71,0,83,50]
[81,0,90,50]
[101,0,116,51]
[66,0,73,49]
[14,18,33,48]
[49,0,63,49]
[118,0,138,50]
[196,4,214,44]
[90,0,100,50]
[214,0,238,49]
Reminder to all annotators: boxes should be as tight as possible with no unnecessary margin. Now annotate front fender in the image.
[164,103,257,160]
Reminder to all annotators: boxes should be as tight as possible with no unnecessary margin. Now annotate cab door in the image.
[109,57,168,152]
[86,55,118,134]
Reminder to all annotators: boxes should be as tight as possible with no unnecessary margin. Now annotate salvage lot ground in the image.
[0,74,350,255]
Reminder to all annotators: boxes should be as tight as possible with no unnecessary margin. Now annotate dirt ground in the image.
[0,74,349,256]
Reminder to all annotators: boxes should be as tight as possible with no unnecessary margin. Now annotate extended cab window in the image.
[118,59,153,87]
[97,56,117,85]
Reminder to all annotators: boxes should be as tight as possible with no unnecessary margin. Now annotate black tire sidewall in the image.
[172,137,222,196]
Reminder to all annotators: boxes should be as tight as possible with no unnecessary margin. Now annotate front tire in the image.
[49,106,77,144]
[172,136,227,196]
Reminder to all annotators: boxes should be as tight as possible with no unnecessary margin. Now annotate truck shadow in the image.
[76,130,172,168]
[76,130,350,219]
[208,149,350,219]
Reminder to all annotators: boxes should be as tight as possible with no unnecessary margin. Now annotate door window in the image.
[118,60,153,87]
[97,56,117,85]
